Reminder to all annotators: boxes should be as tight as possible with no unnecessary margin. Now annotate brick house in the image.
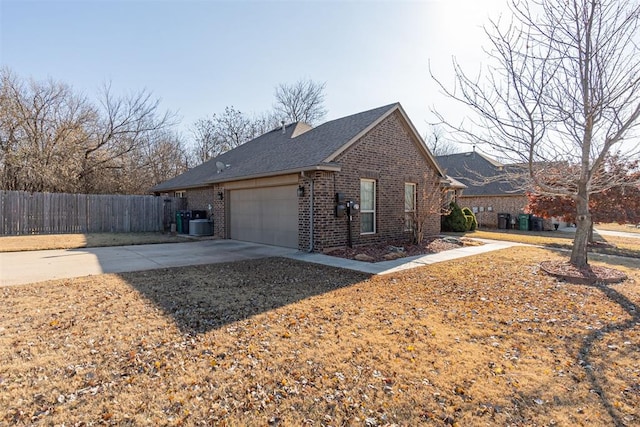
[436,151,528,229]
[152,103,448,251]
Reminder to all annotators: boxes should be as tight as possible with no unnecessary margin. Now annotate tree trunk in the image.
[570,192,591,268]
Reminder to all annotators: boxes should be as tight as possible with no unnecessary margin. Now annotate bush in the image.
[461,207,478,231]
[441,202,468,232]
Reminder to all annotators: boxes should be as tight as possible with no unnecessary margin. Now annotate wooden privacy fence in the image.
[0,191,185,235]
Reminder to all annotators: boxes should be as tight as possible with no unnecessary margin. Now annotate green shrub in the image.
[442,202,468,232]
[461,207,478,231]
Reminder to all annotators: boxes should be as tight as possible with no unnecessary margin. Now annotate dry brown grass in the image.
[459,230,640,258]
[0,232,193,252]
[1,248,639,426]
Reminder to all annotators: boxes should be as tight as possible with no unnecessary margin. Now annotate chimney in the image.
[281,120,286,134]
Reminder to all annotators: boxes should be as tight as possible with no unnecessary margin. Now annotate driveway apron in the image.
[0,240,298,286]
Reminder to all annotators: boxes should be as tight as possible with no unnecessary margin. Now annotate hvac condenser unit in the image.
[189,219,213,236]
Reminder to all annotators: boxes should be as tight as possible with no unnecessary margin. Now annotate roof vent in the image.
[281,120,286,134]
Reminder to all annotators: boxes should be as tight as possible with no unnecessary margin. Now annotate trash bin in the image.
[181,210,192,234]
[532,217,543,231]
[176,211,183,234]
[498,213,510,229]
[519,214,531,231]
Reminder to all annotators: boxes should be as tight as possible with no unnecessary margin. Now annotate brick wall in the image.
[456,195,527,228]
[307,111,443,251]
[180,186,219,233]
[185,187,216,214]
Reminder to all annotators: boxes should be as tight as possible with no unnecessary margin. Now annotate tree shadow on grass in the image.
[577,282,639,427]
[118,257,370,335]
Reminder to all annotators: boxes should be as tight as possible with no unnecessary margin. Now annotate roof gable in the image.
[324,104,445,178]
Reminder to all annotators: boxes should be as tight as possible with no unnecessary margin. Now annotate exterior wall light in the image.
[297,186,305,197]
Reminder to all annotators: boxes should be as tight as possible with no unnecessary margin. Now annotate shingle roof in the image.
[152,103,441,192]
[435,152,523,196]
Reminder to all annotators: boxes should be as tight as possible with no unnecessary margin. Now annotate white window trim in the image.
[175,190,186,198]
[360,179,376,235]
[404,182,417,231]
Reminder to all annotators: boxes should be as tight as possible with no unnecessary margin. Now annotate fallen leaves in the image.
[0,249,638,425]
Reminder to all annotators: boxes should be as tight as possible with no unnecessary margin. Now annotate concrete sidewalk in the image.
[558,226,640,239]
[1,238,525,286]
[288,238,527,275]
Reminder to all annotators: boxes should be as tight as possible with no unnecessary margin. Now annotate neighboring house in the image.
[436,151,528,228]
[152,103,449,251]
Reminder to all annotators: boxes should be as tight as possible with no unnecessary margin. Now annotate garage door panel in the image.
[229,186,298,248]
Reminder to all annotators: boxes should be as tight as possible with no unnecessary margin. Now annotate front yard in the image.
[1,247,638,425]
[453,229,640,259]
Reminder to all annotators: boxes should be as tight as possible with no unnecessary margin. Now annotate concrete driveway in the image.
[0,240,299,286]
[1,237,531,287]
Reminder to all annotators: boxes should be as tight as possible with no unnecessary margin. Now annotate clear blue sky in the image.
[0,0,506,142]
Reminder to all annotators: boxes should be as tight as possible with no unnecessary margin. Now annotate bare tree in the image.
[250,110,281,136]
[432,0,640,268]
[189,106,262,165]
[189,78,328,163]
[78,83,175,192]
[273,78,327,125]
[190,115,220,164]
[0,68,181,194]
[110,129,189,194]
[0,68,95,192]
[424,124,458,156]
[215,106,260,148]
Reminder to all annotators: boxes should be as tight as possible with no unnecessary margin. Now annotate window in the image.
[404,183,417,231]
[487,206,493,212]
[472,206,479,214]
[175,190,186,198]
[360,179,376,234]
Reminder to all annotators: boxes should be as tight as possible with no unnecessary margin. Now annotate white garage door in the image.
[229,185,299,248]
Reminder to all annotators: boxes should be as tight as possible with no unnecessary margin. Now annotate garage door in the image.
[229,185,299,248]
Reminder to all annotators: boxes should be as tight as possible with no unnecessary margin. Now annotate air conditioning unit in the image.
[189,219,213,236]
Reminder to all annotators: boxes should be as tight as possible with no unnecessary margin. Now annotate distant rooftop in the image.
[435,151,523,196]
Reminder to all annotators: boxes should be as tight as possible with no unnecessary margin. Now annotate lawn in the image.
[0,232,194,252]
[1,247,638,425]
[454,229,640,259]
